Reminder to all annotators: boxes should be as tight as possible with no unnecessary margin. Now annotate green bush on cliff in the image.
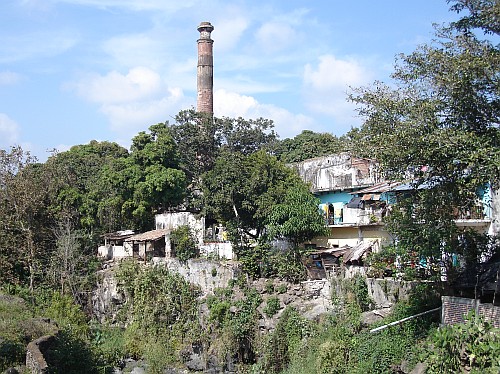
[170,225,199,262]
[116,262,202,372]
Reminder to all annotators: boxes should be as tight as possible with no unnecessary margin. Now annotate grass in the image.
[0,293,58,371]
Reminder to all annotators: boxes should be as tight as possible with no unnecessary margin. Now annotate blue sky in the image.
[0,0,458,160]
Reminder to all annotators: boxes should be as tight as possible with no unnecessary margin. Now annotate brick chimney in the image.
[197,21,214,114]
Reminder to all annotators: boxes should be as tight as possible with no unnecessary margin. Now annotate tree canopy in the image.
[349,0,500,265]
[274,130,346,163]
[202,149,324,246]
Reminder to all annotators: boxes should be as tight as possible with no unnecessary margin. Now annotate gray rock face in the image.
[185,353,204,371]
[92,268,126,324]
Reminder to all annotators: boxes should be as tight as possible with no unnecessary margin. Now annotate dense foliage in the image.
[347,0,500,265]
[0,1,499,372]
[170,225,199,262]
[424,312,500,373]
[273,130,346,163]
[114,261,202,373]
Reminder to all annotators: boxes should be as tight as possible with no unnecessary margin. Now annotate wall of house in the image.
[308,226,360,248]
[360,227,392,249]
[200,242,234,260]
[318,191,352,204]
[155,212,205,246]
[489,186,500,236]
[97,243,134,260]
[292,154,379,193]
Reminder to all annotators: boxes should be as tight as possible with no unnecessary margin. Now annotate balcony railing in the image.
[454,205,488,220]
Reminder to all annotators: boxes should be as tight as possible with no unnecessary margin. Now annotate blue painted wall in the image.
[317,191,352,205]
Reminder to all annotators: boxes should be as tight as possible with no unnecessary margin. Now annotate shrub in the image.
[264,297,280,317]
[170,225,199,262]
[208,300,231,326]
[262,307,313,373]
[331,274,373,313]
[91,325,126,370]
[265,280,274,293]
[43,292,89,338]
[276,284,287,294]
[423,313,500,373]
[44,328,98,374]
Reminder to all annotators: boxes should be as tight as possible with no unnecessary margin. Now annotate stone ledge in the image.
[26,334,57,374]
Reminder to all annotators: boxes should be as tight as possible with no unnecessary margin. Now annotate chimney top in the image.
[197,22,214,41]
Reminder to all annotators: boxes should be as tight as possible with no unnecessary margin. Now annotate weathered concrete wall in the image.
[329,275,418,309]
[292,154,379,192]
[155,212,205,246]
[366,278,418,308]
[162,258,241,295]
[26,334,57,374]
[199,242,234,260]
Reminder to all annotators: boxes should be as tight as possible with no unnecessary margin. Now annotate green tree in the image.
[202,150,300,243]
[219,115,278,155]
[349,0,500,265]
[0,146,51,293]
[169,110,278,206]
[170,110,221,183]
[170,225,199,262]
[266,183,327,246]
[43,140,129,231]
[274,130,345,163]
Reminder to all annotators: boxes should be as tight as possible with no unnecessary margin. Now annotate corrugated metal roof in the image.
[350,181,400,195]
[102,230,135,240]
[126,229,170,242]
[309,245,351,257]
[343,241,375,264]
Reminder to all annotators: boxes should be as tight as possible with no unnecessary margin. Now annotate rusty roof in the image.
[350,181,401,195]
[343,241,375,264]
[102,230,135,240]
[125,229,170,242]
[309,245,351,257]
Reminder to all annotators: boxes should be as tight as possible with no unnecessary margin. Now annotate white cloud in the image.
[0,33,78,63]
[102,34,167,70]
[255,22,297,53]
[70,67,192,136]
[303,54,373,125]
[212,17,249,52]
[73,67,162,104]
[0,114,20,147]
[304,55,370,92]
[100,87,189,134]
[0,71,23,85]
[214,89,313,138]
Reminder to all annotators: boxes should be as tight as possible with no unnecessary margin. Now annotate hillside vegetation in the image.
[1,0,499,372]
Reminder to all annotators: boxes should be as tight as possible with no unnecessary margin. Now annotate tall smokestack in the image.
[197,21,214,114]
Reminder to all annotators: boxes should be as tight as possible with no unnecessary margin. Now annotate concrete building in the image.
[292,153,389,250]
[294,154,496,268]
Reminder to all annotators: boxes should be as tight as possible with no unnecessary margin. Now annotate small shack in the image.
[125,229,171,261]
[305,241,377,280]
[97,230,135,260]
